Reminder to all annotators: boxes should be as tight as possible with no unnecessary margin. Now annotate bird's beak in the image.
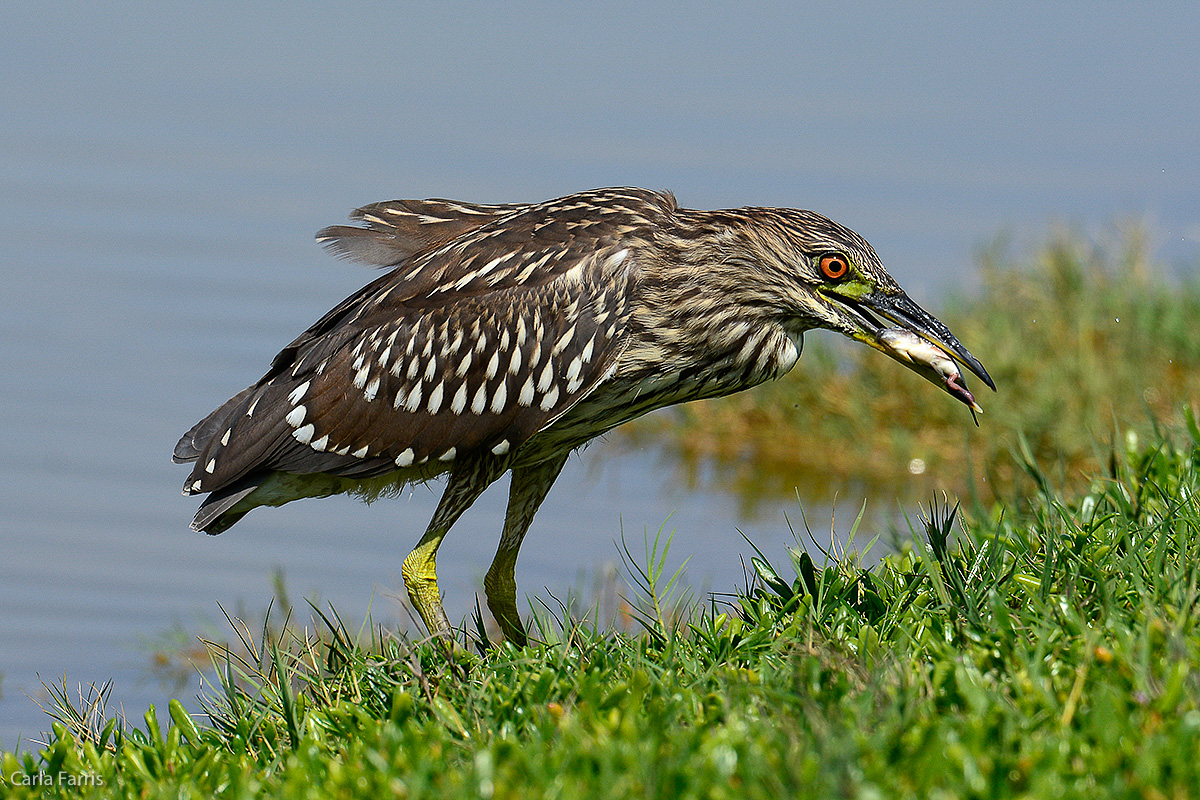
[824,288,995,414]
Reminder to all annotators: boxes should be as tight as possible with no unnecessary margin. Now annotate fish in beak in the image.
[828,289,995,417]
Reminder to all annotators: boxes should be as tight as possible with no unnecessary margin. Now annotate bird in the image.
[175,187,994,646]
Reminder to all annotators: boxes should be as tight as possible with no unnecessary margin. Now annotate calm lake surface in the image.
[2,3,1197,746]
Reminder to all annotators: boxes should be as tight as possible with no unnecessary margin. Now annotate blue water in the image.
[1,2,1197,748]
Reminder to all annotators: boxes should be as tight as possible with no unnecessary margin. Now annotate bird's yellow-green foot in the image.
[401,536,452,638]
[483,547,525,646]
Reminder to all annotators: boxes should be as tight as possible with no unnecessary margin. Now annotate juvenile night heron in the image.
[175,187,993,645]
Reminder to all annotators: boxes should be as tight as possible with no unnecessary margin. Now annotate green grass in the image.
[5,421,1200,798]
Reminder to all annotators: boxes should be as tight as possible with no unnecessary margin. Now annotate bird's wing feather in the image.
[316,198,528,267]
[174,386,254,463]
[180,189,669,496]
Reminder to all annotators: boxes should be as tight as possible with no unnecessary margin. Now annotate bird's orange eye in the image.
[819,253,850,281]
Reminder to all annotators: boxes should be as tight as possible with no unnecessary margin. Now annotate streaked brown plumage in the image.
[175,187,994,644]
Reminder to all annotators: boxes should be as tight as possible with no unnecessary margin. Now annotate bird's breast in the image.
[512,324,799,465]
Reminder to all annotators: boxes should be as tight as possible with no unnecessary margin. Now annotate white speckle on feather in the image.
[395,448,414,467]
[518,376,534,406]
[438,447,456,461]
[293,424,315,444]
[285,405,307,428]
[404,383,423,413]
[472,384,488,415]
[288,381,309,405]
[310,435,329,452]
[561,261,584,285]
[364,377,381,402]
[515,262,539,283]
[490,381,507,413]
[491,439,510,455]
[605,248,629,270]
[427,381,444,413]
[475,253,512,279]
[552,325,576,356]
[540,385,560,411]
[352,446,369,459]
[537,361,554,392]
[451,382,468,414]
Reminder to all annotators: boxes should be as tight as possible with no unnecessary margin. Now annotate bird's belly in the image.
[513,367,760,466]
[230,460,451,520]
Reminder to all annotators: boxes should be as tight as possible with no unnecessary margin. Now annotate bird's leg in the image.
[483,453,569,647]
[402,453,507,640]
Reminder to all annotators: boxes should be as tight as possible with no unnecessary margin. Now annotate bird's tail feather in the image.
[174,386,255,463]
[191,475,262,534]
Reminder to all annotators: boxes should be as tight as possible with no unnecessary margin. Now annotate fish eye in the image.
[818,253,850,281]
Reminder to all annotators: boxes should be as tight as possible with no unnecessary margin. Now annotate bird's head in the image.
[729,208,995,413]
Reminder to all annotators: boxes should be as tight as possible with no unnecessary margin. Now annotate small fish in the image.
[877,327,982,417]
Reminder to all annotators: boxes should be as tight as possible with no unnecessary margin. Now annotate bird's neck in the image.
[620,249,803,395]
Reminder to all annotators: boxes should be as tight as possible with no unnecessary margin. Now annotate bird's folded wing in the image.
[180,245,640,496]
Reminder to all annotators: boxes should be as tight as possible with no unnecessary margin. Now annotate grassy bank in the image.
[5,421,1200,798]
[625,226,1200,506]
[6,227,1200,797]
